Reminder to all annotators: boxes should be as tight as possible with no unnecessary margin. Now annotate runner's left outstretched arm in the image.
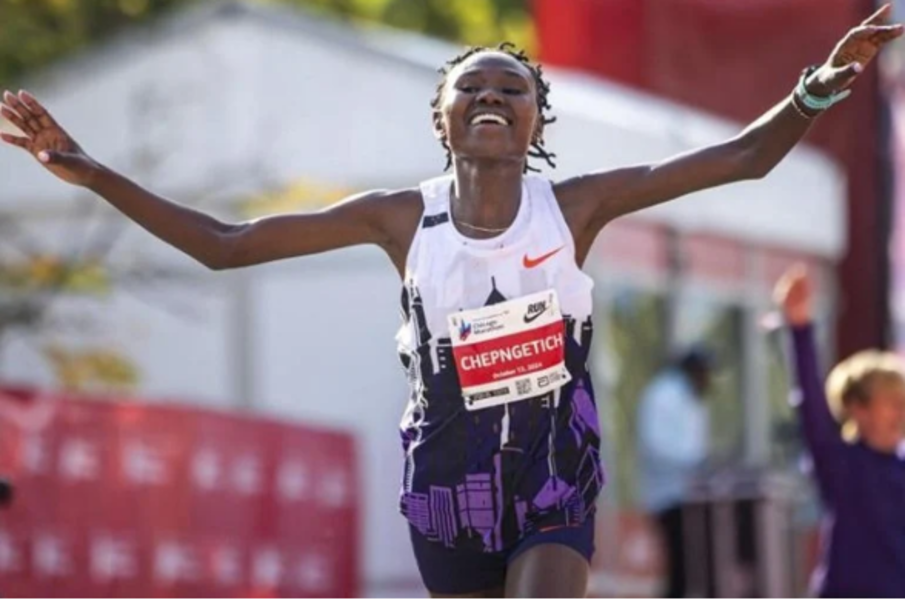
[555,4,902,242]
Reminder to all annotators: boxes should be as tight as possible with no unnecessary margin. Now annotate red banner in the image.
[0,388,359,597]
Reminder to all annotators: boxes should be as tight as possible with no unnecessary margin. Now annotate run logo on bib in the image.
[447,289,572,410]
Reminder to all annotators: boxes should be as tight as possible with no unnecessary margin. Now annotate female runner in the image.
[1,7,900,596]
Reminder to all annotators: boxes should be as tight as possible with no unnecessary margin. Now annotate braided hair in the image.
[430,42,557,173]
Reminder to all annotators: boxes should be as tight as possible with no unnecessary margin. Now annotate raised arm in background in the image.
[774,266,845,507]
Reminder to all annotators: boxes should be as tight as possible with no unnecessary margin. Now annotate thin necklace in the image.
[454,219,510,234]
[450,182,523,235]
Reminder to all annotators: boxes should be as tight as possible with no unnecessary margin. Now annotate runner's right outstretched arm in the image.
[1,91,417,270]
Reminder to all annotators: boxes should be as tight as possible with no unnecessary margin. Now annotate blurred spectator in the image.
[637,347,715,598]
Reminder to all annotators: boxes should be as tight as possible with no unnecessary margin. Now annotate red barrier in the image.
[0,388,359,597]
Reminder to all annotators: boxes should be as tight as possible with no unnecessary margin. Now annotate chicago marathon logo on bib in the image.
[447,289,572,410]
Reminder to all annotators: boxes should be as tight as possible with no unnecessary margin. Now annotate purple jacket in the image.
[790,324,905,597]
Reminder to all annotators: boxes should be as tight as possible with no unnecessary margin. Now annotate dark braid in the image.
[430,42,557,173]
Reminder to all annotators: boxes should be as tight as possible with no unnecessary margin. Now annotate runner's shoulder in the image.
[358,186,422,226]
[362,187,423,210]
[353,187,424,258]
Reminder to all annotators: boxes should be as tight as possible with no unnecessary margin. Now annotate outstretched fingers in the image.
[872,24,905,44]
[1,90,61,135]
[850,23,902,38]
[0,104,31,136]
[18,90,59,130]
[845,24,905,52]
[2,91,39,135]
[0,132,30,151]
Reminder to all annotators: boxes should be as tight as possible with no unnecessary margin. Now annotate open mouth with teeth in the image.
[469,113,510,126]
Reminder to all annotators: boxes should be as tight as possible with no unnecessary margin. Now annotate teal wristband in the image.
[795,65,850,111]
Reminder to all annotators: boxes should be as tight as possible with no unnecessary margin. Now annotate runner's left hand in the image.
[806,3,904,97]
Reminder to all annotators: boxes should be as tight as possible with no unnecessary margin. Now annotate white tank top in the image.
[395,174,604,552]
[397,174,594,366]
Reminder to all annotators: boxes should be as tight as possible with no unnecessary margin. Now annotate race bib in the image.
[447,289,572,411]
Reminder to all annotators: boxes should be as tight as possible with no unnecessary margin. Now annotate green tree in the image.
[0,0,192,85]
[0,0,533,86]
[291,0,533,50]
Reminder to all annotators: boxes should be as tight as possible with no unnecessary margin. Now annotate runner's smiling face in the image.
[435,51,540,166]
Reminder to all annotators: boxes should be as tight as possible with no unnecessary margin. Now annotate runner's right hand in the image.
[773,265,812,327]
[1,90,100,187]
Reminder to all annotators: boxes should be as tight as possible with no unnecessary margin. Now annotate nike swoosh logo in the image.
[524,309,548,324]
[523,246,564,269]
